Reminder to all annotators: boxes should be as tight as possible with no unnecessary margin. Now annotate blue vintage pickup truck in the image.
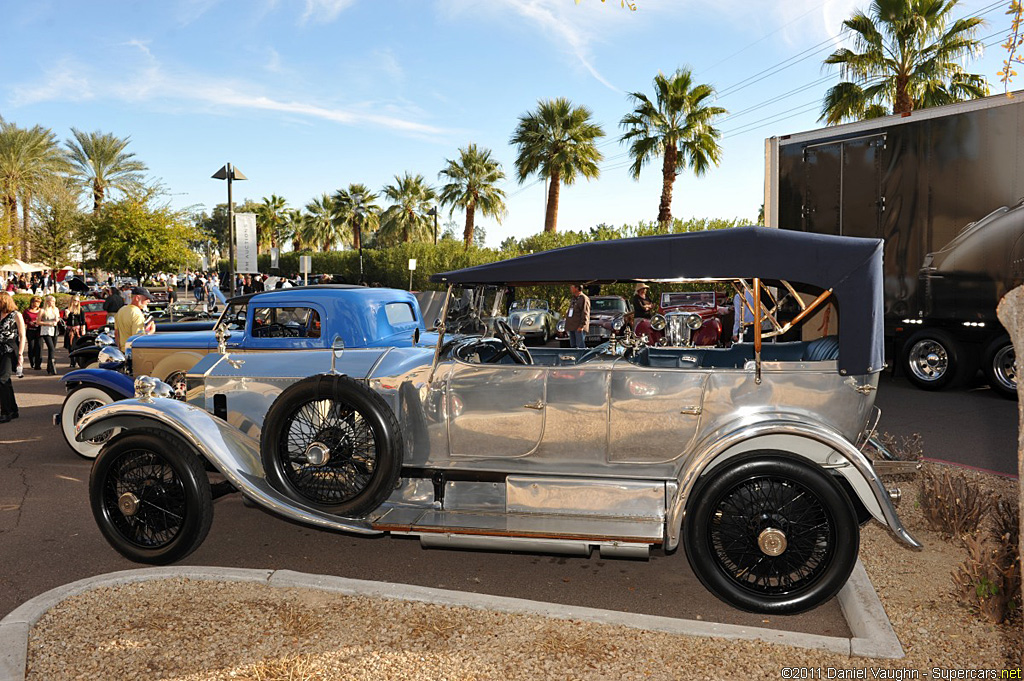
[58,285,435,458]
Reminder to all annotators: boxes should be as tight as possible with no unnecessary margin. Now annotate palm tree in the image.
[255,194,288,253]
[65,128,147,214]
[284,208,306,251]
[510,97,604,233]
[619,68,726,227]
[300,194,349,251]
[332,183,379,284]
[377,173,436,245]
[438,144,507,249]
[820,0,987,125]
[0,119,67,258]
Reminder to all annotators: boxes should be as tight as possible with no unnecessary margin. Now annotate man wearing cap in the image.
[115,287,156,352]
[632,283,655,321]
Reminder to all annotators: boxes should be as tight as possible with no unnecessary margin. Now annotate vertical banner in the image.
[200,255,209,271]
[234,213,258,274]
[270,247,280,270]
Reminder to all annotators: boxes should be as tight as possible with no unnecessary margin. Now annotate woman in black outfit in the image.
[0,292,26,422]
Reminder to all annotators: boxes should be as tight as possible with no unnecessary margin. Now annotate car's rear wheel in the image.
[61,386,120,459]
[261,375,403,516]
[684,454,858,614]
[90,431,213,564]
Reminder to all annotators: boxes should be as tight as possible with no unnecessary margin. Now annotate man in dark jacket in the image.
[565,283,590,349]
[102,287,124,323]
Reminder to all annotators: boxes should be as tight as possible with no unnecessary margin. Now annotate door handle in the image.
[522,400,545,410]
[679,406,702,415]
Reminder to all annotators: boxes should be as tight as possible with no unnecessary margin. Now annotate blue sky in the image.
[1,0,1015,247]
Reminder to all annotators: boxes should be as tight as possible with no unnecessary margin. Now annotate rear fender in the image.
[76,398,381,536]
[61,368,134,399]
[667,420,921,552]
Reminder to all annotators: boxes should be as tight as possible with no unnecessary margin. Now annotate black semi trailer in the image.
[765,92,1024,397]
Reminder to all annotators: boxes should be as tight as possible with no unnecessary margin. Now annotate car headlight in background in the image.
[612,317,624,331]
[557,319,565,332]
[523,317,534,326]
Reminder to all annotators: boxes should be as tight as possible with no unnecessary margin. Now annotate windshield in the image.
[661,291,717,308]
[510,299,547,312]
[591,297,627,313]
[215,302,248,331]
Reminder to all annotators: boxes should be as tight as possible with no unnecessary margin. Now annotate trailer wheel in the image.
[683,454,858,614]
[983,336,1017,399]
[261,375,403,516]
[902,329,964,390]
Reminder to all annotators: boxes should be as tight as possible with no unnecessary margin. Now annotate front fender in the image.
[152,351,207,381]
[667,418,921,552]
[61,368,135,399]
[76,399,381,537]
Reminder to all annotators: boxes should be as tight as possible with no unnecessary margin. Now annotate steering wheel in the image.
[494,319,533,365]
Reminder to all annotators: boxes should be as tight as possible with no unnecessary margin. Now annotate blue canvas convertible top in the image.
[431,226,884,376]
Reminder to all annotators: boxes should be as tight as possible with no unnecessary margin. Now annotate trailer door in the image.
[802,134,884,238]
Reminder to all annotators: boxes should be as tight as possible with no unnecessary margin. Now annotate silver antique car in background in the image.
[77,227,919,615]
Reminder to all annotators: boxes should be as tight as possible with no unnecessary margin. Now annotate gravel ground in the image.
[24,462,1023,681]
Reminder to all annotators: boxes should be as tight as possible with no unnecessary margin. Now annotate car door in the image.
[446,360,546,459]
[608,361,709,464]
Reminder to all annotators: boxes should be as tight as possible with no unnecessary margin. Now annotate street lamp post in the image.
[211,163,247,296]
[427,206,438,245]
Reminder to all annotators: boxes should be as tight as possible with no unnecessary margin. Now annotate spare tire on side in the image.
[260,375,403,516]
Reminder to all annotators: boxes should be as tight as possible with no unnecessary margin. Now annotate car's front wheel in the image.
[89,431,213,564]
[61,386,120,459]
[902,328,963,390]
[684,454,858,614]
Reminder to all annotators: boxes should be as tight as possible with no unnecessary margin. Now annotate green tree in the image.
[619,68,726,227]
[0,119,67,258]
[377,173,437,245]
[510,97,604,233]
[284,208,306,250]
[65,128,147,214]
[333,183,380,251]
[82,188,201,281]
[820,0,987,125]
[300,194,348,251]
[438,143,507,250]
[256,194,288,252]
[28,175,85,271]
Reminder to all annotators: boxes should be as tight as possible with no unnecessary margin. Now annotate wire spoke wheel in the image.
[684,454,858,614]
[101,449,187,549]
[277,398,378,505]
[708,476,833,595]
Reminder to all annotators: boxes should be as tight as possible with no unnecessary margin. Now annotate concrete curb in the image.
[0,560,902,681]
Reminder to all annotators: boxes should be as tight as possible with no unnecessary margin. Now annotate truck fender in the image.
[61,368,135,399]
[76,398,382,537]
[666,422,920,552]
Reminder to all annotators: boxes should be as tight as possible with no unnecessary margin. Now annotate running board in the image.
[370,505,662,558]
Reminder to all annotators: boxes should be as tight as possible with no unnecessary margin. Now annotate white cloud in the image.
[8,47,449,138]
[299,0,356,25]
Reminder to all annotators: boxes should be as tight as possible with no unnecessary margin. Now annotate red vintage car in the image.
[81,299,109,331]
[635,291,729,347]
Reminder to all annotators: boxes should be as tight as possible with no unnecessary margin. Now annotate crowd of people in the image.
[4,270,72,295]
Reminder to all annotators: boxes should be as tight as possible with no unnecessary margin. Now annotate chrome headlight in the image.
[685,313,703,330]
[650,314,667,332]
[94,332,114,347]
[612,317,624,331]
[134,375,173,401]
[557,320,565,332]
[97,346,125,366]
[523,316,534,326]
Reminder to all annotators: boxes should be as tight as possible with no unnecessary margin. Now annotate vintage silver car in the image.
[77,227,918,615]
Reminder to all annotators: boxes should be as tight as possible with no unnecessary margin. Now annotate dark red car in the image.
[81,299,109,331]
[635,291,729,347]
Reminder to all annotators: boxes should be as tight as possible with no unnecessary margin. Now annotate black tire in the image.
[683,454,859,614]
[260,375,403,516]
[983,336,1017,399]
[89,431,213,565]
[901,328,963,390]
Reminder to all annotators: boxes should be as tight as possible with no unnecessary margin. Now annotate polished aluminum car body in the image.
[79,227,918,615]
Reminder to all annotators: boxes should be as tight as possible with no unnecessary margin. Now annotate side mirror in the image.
[412,327,421,345]
[330,335,345,374]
